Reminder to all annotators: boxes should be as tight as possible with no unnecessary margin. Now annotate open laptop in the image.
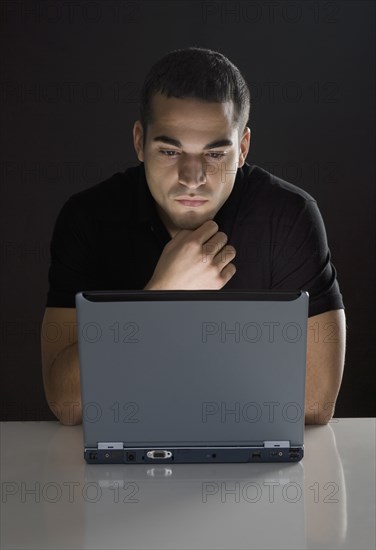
[75,289,309,464]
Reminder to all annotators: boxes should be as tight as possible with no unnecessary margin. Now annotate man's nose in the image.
[178,157,207,188]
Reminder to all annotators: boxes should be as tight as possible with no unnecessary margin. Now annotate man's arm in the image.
[305,309,346,424]
[41,307,82,426]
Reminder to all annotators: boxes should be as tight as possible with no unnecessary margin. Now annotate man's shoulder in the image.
[243,163,316,205]
[62,163,142,219]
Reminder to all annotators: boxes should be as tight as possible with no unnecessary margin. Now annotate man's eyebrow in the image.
[152,135,233,150]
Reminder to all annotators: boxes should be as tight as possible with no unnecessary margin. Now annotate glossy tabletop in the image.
[1,418,375,549]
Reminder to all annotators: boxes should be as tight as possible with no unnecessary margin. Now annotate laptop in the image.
[75,289,309,464]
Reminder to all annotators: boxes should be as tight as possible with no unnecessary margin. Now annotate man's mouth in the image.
[175,198,208,207]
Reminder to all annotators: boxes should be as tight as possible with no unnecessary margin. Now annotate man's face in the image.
[133,92,250,237]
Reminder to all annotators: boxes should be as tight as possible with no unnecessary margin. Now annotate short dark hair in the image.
[139,47,251,146]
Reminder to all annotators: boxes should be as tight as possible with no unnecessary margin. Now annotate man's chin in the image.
[172,214,214,231]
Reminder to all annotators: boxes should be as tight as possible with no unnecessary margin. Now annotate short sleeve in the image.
[45,197,99,308]
[271,199,345,317]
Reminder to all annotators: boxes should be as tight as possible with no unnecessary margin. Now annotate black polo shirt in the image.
[45,161,344,317]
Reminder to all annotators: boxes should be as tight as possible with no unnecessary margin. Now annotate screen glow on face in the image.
[152,134,234,164]
[138,94,245,236]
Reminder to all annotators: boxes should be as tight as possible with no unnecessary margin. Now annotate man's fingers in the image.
[168,220,234,267]
[212,245,236,266]
[196,220,220,244]
[220,262,237,285]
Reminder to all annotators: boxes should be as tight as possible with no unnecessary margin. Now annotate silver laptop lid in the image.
[76,290,308,449]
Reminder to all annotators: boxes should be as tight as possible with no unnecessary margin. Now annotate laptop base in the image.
[84,445,304,464]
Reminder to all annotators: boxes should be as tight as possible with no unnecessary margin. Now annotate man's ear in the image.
[133,120,145,162]
[238,127,251,168]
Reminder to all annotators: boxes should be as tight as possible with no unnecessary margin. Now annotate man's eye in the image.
[159,150,226,159]
[207,152,226,160]
[160,150,178,157]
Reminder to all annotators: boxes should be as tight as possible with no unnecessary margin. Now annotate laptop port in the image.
[89,451,98,460]
[251,452,261,459]
[146,450,172,459]
[126,452,136,461]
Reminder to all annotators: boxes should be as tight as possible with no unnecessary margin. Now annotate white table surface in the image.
[1,418,375,549]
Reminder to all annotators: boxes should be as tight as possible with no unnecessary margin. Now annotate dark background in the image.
[1,0,375,420]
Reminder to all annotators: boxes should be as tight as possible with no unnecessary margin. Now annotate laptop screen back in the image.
[76,290,308,449]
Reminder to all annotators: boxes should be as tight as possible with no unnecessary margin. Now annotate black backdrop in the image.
[1,0,375,420]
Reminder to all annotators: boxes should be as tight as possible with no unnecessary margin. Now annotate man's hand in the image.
[144,220,237,290]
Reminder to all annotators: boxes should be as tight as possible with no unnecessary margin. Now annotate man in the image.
[41,47,346,426]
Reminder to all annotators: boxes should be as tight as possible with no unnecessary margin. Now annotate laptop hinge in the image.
[264,441,290,448]
[97,442,124,450]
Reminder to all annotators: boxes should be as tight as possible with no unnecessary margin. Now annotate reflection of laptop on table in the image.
[75,289,309,464]
[83,462,306,550]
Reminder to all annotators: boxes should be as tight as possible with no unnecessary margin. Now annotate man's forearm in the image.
[304,309,346,424]
[45,341,82,425]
